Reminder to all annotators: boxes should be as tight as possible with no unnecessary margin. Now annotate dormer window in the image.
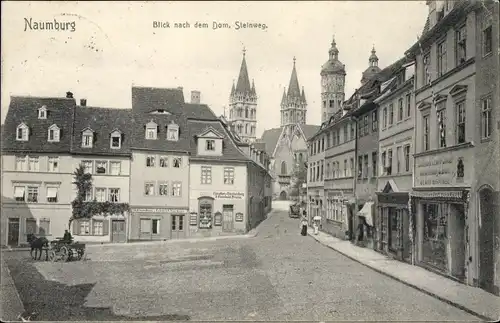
[38,106,47,119]
[47,124,60,142]
[167,121,179,141]
[110,129,122,149]
[145,121,157,140]
[16,123,29,141]
[206,139,215,151]
[82,128,94,148]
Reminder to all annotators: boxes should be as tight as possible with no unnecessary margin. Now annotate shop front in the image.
[188,191,247,238]
[323,190,354,240]
[129,207,189,241]
[375,188,410,262]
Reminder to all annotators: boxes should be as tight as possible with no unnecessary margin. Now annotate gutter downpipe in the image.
[411,73,417,266]
[352,115,359,244]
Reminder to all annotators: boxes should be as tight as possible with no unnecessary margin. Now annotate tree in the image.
[289,162,307,198]
[70,164,130,229]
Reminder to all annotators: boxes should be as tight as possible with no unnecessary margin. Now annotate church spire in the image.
[369,45,379,67]
[235,47,252,94]
[329,35,339,60]
[287,56,301,98]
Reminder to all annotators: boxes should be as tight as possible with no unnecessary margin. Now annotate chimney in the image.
[80,99,87,106]
[191,90,201,104]
[177,86,183,92]
[66,91,74,99]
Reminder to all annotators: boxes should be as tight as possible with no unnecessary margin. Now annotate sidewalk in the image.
[1,258,24,321]
[308,229,500,321]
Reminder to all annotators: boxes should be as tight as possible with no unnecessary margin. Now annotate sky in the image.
[1,1,428,138]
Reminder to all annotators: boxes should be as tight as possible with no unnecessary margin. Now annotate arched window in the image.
[281,161,287,175]
[299,153,303,164]
[245,108,249,118]
[245,124,249,134]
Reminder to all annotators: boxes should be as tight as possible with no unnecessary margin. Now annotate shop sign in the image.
[189,212,198,226]
[415,152,469,187]
[199,213,212,229]
[214,192,245,199]
[214,212,222,226]
[235,212,244,222]
[132,208,188,214]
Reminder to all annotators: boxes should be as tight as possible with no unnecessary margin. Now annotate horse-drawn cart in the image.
[47,239,86,262]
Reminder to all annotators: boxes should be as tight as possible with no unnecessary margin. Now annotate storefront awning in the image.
[47,187,58,198]
[14,187,25,198]
[357,201,374,226]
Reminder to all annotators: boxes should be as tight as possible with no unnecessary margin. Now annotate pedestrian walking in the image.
[300,217,308,236]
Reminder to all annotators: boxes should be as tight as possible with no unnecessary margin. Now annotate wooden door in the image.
[111,220,126,243]
[479,189,495,293]
[8,218,20,246]
[171,215,185,239]
[222,205,234,232]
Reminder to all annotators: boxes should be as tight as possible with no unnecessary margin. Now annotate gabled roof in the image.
[195,126,224,139]
[299,124,320,140]
[2,96,76,153]
[131,86,185,115]
[71,106,132,155]
[259,127,282,155]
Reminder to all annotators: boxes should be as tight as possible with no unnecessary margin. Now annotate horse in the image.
[26,233,49,260]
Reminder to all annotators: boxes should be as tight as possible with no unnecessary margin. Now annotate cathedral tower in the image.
[361,46,381,85]
[229,48,258,143]
[320,35,346,123]
[280,57,307,136]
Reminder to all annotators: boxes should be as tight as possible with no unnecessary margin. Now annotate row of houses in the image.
[307,0,500,295]
[1,87,273,246]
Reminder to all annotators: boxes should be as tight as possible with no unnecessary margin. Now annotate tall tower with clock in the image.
[320,35,346,124]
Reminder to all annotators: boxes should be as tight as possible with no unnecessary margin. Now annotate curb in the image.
[308,233,495,322]
[0,260,25,321]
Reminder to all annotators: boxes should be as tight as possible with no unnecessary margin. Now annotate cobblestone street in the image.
[3,209,481,321]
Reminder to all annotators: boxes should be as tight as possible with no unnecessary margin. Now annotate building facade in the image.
[406,0,499,291]
[320,35,346,123]
[374,62,415,262]
[307,131,326,224]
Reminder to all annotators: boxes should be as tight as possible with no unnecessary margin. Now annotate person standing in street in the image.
[300,217,308,236]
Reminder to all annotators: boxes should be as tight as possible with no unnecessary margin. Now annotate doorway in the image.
[8,218,20,246]
[222,205,234,232]
[479,187,496,294]
[111,220,126,243]
[279,191,287,200]
[171,215,185,239]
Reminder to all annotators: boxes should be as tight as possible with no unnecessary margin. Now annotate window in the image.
[110,131,122,149]
[406,93,411,118]
[144,183,155,196]
[159,156,168,168]
[39,218,50,235]
[46,187,58,203]
[146,155,156,167]
[206,139,215,151]
[404,145,411,172]
[455,25,467,65]
[26,219,37,235]
[80,220,90,235]
[152,219,160,234]
[14,186,25,202]
[110,161,121,175]
[201,166,212,184]
[372,111,378,131]
[363,155,368,178]
[437,108,447,148]
[48,157,59,172]
[82,160,93,173]
[332,131,337,146]
[224,167,235,184]
[363,115,369,135]
[172,182,181,197]
[387,149,393,175]
[95,188,106,202]
[167,123,179,141]
[350,122,355,139]
[381,151,386,175]
[108,188,120,202]
[173,157,181,168]
[398,98,404,121]
[343,125,348,142]
[388,104,394,125]
[83,189,92,202]
[146,122,157,140]
[95,161,107,174]
[82,129,93,148]
[423,53,431,85]
[16,123,29,141]
[423,115,430,151]
[326,133,331,148]
[140,219,151,234]
[396,146,402,174]
[437,40,447,77]
[28,157,39,172]
[38,107,47,119]
[372,152,377,177]
[27,186,39,203]
[159,183,169,196]
[48,125,60,142]
[93,221,103,235]
[383,108,388,128]
[455,101,466,144]
[349,158,354,177]
[481,97,492,139]
[482,26,492,56]
[358,156,363,179]
[15,156,26,171]
[344,160,348,177]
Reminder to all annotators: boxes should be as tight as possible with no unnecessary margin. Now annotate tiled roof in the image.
[131,86,185,115]
[259,127,282,155]
[253,141,266,151]
[2,96,76,153]
[187,119,249,161]
[299,124,320,140]
[71,106,132,156]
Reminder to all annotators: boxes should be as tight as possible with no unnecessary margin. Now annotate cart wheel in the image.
[77,249,85,261]
[60,246,69,262]
[48,250,57,262]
